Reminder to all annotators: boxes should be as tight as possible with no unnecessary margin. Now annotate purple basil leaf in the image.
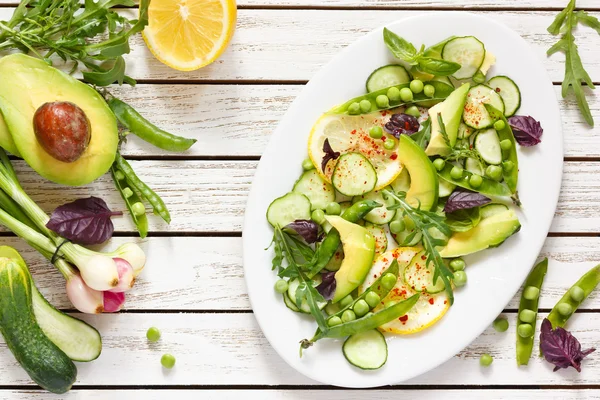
[284,219,320,244]
[46,197,123,245]
[321,138,340,171]
[384,113,420,138]
[316,271,336,300]
[540,318,596,372]
[508,115,543,147]
[443,188,491,213]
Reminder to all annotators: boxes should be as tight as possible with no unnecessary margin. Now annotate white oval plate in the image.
[242,12,563,387]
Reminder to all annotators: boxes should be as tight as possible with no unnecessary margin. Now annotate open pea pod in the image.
[438,165,512,197]
[328,81,454,115]
[485,104,518,194]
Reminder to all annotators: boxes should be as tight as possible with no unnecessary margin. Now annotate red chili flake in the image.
[429,298,435,305]
[421,255,426,260]
[444,300,448,305]
[495,87,501,93]
[390,153,398,160]
[399,315,409,322]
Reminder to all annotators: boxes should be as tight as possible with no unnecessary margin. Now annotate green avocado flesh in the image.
[325,215,376,303]
[440,209,521,258]
[398,134,438,211]
[0,54,118,186]
[425,82,470,156]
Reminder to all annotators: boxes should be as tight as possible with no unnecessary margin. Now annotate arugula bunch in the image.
[437,114,486,165]
[548,0,600,126]
[0,0,149,86]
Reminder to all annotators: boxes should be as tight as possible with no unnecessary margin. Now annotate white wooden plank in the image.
[0,312,597,385]
[2,389,600,400]
[114,84,599,158]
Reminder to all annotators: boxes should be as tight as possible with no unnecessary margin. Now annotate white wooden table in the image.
[0,0,600,399]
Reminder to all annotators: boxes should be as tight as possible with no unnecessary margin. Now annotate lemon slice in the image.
[360,248,450,335]
[142,0,237,71]
[308,111,402,191]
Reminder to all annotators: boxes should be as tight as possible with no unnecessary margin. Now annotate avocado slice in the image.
[439,209,521,258]
[425,82,470,156]
[0,54,118,186]
[398,135,438,211]
[325,215,376,303]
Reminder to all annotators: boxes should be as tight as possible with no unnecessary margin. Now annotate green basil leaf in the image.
[445,207,481,232]
[383,27,417,63]
[417,57,461,76]
[82,56,126,86]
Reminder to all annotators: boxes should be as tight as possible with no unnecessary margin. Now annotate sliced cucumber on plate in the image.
[366,64,411,92]
[332,152,378,196]
[352,190,395,224]
[287,278,327,313]
[464,157,484,175]
[487,76,521,117]
[266,192,311,227]
[438,178,456,198]
[463,84,505,129]
[442,36,486,80]
[343,329,388,370]
[474,128,502,165]
[403,250,445,294]
[293,169,335,210]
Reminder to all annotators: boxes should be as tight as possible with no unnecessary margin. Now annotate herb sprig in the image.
[437,114,486,166]
[548,0,600,126]
[383,189,455,304]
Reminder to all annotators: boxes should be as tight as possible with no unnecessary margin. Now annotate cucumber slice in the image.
[266,192,311,228]
[283,293,300,312]
[365,223,388,255]
[458,123,475,140]
[391,168,410,193]
[464,157,484,175]
[432,75,454,88]
[480,203,509,219]
[366,64,411,93]
[487,76,521,117]
[463,84,505,129]
[403,251,445,294]
[475,128,502,165]
[352,190,396,224]
[293,169,335,210]
[332,152,378,196]
[287,278,327,313]
[343,329,388,370]
[438,178,456,198]
[442,36,486,80]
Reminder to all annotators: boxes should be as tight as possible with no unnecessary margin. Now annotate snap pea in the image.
[516,258,547,366]
[114,154,171,224]
[547,263,600,329]
[111,164,148,238]
[328,81,454,115]
[437,165,512,197]
[107,97,197,152]
[485,104,518,194]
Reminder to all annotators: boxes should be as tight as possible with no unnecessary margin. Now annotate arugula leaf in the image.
[410,118,431,150]
[82,56,126,86]
[575,10,600,34]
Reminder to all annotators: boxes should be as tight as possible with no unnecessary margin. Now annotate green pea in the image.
[146,327,161,342]
[557,302,573,317]
[340,294,354,308]
[450,166,464,180]
[302,157,315,170]
[369,126,383,139]
[348,102,360,115]
[449,258,466,272]
[387,87,401,101]
[389,219,405,234]
[502,161,514,172]
[360,99,372,113]
[469,174,483,189]
[365,291,381,308]
[523,286,540,301]
[161,354,176,369]
[274,279,288,294]
[517,323,534,338]
[376,95,390,109]
[570,286,585,303]
[382,273,397,290]
[122,187,134,199]
[384,138,396,150]
[341,309,357,323]
[403,216,415,231]
[311,209,326,225]
[326,202,341,215]
[519,309,536,324]
[453,271,467,287]
[423,84,435,98]
[485,165,503,181]
[131,202,146,216]
[493,318,509,332]
[409,79,424,94]
[500,139,512,151]
[405,105,420,117]
[400,87,414,102]
[494,120,506,131]
[433,158,445,171]
[328,316,342,327]
[115,170,125,181]
[353,299,370,317]
[479,353,493,367]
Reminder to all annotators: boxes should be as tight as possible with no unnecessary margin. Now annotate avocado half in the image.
[0,54,118,186]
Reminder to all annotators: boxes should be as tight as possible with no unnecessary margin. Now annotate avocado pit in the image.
[33,101,91,163]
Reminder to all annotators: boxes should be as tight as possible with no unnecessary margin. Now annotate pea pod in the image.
[547,263,600,328]
[485,104,518,194]
[107,97,197,152]
[328,81,454,115]
[516,258,548,366]
[111,165,148,238]
[437,165,512,197]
